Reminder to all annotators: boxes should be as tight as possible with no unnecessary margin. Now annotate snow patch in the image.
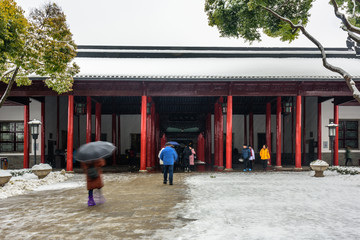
[310,159,329,166]
[0,170,12,177]
[31,163,52,170]
[153,171,360,239]
[0,171,77,199]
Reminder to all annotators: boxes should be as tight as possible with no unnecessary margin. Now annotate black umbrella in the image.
[75,141,116,162]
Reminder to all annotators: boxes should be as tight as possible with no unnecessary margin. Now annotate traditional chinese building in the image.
[1,46,360,170]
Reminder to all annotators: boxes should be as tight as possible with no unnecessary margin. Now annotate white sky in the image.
[15,0,347,47]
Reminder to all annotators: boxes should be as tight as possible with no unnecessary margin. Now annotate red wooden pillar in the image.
[291,98,294,155]
[302,97,306,164]
[249,112,254,147]
[295,95,302,169]
[140,96,147,172]
[155,113,160,161]
[218,98,224,170]
[317,102,322,159]
[66,95,74,172]
[205,114,211,168]
[276,97,282,168]
[95,103,101,141]
[41,102,45,163]
[117,115,121,161]
[23,104,30,168]
[112,113,116,165]
[86,96,91,143]
[161,133,166,148]
[214,102,219,168]
[225,96,233,171]
[244,115,247,144]
[150,102,156,168]
[197,133,205,161]
[266,102,272,166]
[146,98,152,170]
[334,104,339,166]
[197,133,206,171]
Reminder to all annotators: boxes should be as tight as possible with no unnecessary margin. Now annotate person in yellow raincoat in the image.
[259,145,270,171]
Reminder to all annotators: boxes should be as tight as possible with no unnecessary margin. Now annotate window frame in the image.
[0,121,25,153]
[337,120,359,150]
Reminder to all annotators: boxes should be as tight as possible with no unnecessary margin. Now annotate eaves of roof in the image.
[76,45,359,59]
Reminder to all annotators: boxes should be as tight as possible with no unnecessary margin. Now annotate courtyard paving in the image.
[0,173,188,240]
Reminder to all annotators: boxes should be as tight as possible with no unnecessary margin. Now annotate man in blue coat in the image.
[159,143,178,185]
[241,144,251,172]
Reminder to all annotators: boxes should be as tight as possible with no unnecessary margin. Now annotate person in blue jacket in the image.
[159,142,178,185]
[241,144,251,172]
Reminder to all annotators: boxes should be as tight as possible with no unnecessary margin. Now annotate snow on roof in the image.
[73,57,360,80]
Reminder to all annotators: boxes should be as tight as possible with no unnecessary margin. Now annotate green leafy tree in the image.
[0,0,79,108]
[205,0,360,102]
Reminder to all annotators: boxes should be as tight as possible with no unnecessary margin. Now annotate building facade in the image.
[1,46,359,170]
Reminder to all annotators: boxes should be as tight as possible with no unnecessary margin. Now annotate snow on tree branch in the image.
[1,68,17,81]
[0,67,19,108]
[262,5,360,103]
[330,0,360,35]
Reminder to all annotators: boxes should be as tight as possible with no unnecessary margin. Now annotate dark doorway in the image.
[257,133,266,152]
[131,133,141,153]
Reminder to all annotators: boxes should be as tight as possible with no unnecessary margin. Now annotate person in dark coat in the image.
[241,144,251,172]
[81,158,106,206]
[345,146,353,166]
[182,143,192,172]
[160,143,178,185]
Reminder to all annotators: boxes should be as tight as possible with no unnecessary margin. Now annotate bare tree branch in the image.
[0,66,20,108]
[1,67,17,80]
[262,6,360,103]
[348,31,360,44]
[330,0,360,35]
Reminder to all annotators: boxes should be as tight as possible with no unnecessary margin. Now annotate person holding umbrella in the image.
[82,158,106,206]
[160,142,179,185]
[75,141,116,206]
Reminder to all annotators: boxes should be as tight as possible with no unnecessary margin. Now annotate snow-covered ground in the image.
[0,169,136,200]
[0,170,83,199]
[1,167,360,239]
[154,169,360,240]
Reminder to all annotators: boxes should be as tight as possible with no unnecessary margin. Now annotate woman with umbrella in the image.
[75,141,116,206]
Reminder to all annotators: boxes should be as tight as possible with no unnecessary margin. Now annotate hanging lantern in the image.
[283,102,292,114]
[75,103,86,115]
[222,103,227,114]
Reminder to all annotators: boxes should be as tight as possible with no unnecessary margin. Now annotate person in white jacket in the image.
[248,145,255,170]
[158,147,165,172]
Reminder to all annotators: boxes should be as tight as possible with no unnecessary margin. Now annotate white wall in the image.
[322,99,360,153]
[120,115,141,154]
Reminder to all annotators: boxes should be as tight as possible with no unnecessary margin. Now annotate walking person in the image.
[248,145,255,170]
[241,144,251,172]
[182,143,192,172]
[81,158,106,206]
[189,145,196,172]
[345,146,353,166]
[260,145,270,171]
[75,141,115,207]
[160,142,178,185]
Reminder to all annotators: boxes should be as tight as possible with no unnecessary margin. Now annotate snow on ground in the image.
[154,170,360,240]
[0,170,136,200]
[0,171,82,199]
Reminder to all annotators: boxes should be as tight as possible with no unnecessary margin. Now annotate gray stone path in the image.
[0,173,188,240]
